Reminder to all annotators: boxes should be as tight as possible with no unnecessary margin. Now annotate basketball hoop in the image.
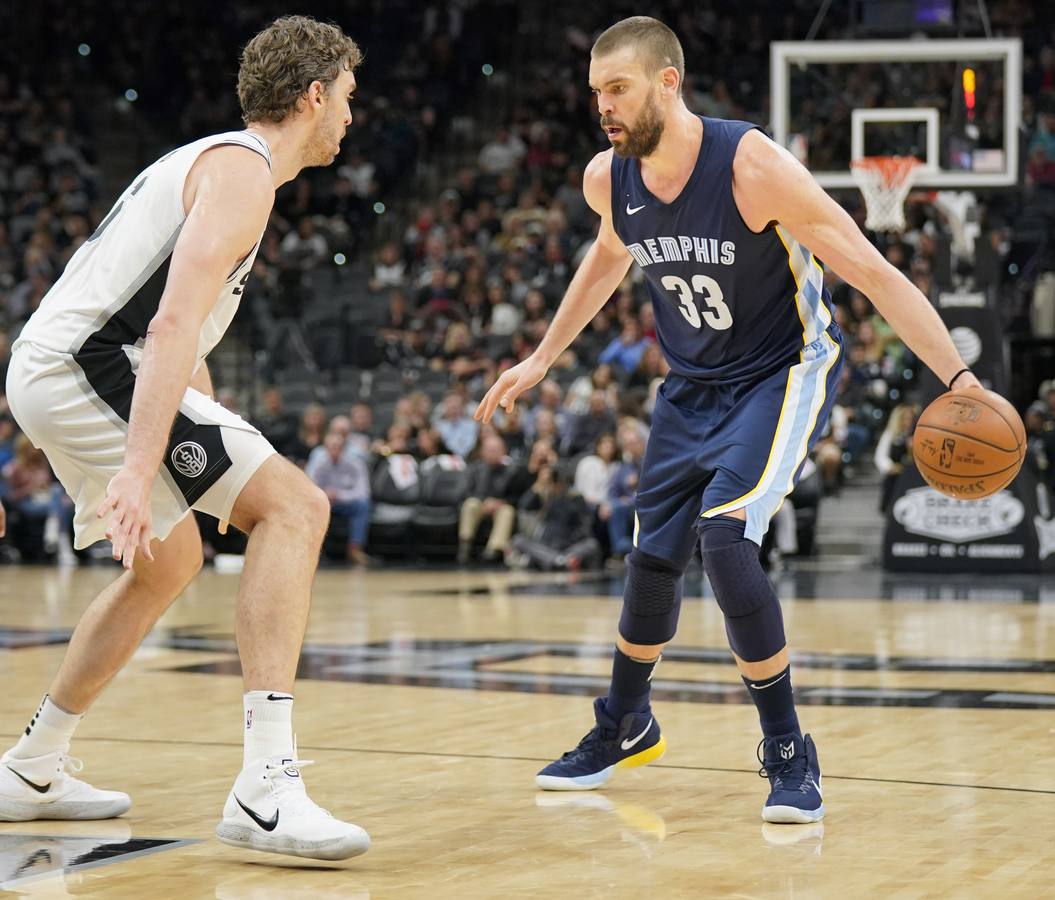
[851,156,923,232]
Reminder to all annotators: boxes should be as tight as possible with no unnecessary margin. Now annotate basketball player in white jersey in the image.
[0,16,370,860]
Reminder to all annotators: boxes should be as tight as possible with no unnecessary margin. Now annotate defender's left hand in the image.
[97,468,155,569]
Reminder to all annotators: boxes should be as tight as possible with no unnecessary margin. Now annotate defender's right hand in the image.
[475,355,550,423]
[97,468,156,569]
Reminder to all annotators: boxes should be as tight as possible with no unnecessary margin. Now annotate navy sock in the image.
[742,664,800,739]
[603,647,657,721]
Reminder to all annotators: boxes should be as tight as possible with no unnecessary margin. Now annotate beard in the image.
[303,119,344,167]
[604,90,665,159]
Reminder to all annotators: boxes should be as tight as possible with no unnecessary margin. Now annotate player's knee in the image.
[300,482,331,537]
[177,545,205,588]
[699,516,785,662]
[133,542,202,600]
[699,516,765,616]
[618,549,685,646]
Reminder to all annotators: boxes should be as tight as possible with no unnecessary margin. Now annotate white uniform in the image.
[7,131,277,549]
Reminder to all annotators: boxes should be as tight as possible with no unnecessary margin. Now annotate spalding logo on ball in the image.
[911,388,1026,500]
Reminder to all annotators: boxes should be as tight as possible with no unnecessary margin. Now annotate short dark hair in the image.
[592,16,685,94]
[237,15,363,125]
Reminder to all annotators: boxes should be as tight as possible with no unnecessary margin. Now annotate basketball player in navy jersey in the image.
[476,17,982,823]
[1,17,370,859]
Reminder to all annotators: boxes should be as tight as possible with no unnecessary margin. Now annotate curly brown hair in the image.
[237,15,363,125]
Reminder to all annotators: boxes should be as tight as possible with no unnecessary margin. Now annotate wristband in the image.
[948,367,971,389]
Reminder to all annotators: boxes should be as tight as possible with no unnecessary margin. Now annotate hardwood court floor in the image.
[0,564,1053,898]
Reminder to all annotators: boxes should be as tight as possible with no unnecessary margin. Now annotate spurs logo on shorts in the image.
[171,441,208,478]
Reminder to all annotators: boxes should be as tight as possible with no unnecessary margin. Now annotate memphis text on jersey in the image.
[626,235,736,269]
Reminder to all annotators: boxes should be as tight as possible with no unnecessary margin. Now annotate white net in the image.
[850,156,923,232]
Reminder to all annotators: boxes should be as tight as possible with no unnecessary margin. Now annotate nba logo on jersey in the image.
[171,441,208,478]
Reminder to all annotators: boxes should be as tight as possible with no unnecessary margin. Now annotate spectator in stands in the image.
[606,426,646,561]
[875,403,920,513]
[599,317,652,375]
[628,342,669,394]
[255,388,299,459]
[575,433,618,511]
[531,408,561,447]
[524,379,569,444]
[434,391,479,458]
[504,438,558,534]
[306,430,373,567]
[563,389,617,456]
[458,434,518,563]
[495,404,527,458]
[565,363,617,415]
[638,301,656,341]
[1025,401,1052,488]
[1,435,59,561]
[478,127,527,176]
[368,241,406,291]
[290,403,328,467]
[347,403,374,458]
[814,400,849,495]
[415,427,459,470]
[486,281,522,336]
[0,415,16,470]
[577,308,618,362]
[281,216,328,271]
[509,465,601,571]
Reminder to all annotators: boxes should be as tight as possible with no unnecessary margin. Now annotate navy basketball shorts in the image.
[632,329,843,564]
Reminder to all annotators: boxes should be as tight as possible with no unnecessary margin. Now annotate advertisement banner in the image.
[882,464,1055,573]
[917,288,1008,400]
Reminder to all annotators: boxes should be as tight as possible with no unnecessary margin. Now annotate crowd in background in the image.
[2,1,1054,566]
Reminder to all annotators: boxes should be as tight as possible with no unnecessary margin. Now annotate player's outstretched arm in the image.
[475,151,632,423]
[98,147,274,568]
[732,131,982,393]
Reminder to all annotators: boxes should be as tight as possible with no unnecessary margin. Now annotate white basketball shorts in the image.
[6,341,276,549]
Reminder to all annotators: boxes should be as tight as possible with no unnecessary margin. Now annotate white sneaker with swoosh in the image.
[216,747,370,860]
[0,751,130,821]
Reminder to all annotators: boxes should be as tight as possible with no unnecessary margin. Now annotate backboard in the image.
[770,39,1022,190]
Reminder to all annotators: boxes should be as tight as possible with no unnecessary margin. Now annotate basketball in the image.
[912,388,1026,500]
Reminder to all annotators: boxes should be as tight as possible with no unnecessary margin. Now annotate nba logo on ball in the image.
[913,388,1026,500]
[171,441,207,478]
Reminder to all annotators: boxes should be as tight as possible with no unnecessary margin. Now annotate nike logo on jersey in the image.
[620,718,653,751]
[8,767,50,794]
[626,203,647,215]
[236,795,279,832]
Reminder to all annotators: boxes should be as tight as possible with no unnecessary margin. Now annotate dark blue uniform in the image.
[610,116,843,561]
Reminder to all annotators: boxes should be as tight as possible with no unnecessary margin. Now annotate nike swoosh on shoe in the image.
[235,795,279,831]
[8,767,50,794]
[620,718,653,751]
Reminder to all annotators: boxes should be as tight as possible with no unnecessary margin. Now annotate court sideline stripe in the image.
[7,733,1050,797]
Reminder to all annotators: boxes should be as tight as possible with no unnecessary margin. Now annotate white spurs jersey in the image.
[14,130,272,367]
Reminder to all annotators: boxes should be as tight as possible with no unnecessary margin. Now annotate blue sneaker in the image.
[536,698,666,791]
[758,732,824,823]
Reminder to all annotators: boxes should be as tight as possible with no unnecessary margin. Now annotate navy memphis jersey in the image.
[610,116,835,384]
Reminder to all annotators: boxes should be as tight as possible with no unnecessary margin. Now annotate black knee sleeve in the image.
[699,517,786,662]
[618,549,684,646]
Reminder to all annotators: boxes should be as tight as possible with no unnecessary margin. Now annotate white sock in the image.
[243,691,294,767]
[6,695,82,761]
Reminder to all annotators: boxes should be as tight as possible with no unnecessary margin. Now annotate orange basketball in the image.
[912,388,1026,500]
